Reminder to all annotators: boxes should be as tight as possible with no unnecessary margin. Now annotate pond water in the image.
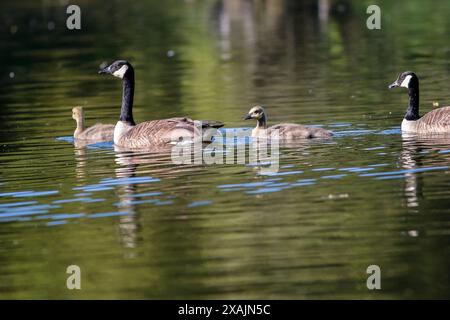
[1,0,450,299]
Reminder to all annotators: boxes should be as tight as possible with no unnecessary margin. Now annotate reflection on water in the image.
[1,0,450,299]
[401,134,450,210]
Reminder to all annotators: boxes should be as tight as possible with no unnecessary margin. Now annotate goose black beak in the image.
[98,66,111,74]
[243,114,252,120]
[388,82,398,89]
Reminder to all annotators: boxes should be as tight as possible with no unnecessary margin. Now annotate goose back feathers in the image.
[114,118,223,149]
[267,123,333,139]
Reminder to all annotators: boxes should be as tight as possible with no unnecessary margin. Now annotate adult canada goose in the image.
[72,106,114,141]
[98,60,224,149]
[389,71,450,134]
[243,106,333,139]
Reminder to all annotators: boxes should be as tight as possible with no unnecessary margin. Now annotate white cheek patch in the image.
[113,65,128,78]
[400,75,412,88]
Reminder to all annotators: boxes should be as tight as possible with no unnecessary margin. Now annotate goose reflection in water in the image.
[111,148,211,253]
[114,163,141,255]
[400,133,450,211]
[74,141,88,182]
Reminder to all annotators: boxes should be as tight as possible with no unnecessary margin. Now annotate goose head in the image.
[388,71,418,90]
[98,60,133,79]
[244,105,266,121]
[72,106,83,121]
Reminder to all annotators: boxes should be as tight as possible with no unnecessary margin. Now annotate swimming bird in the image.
[243,106,333,139]
[98,60,224,149]
[72,106,114,141]
[389,71,450,134]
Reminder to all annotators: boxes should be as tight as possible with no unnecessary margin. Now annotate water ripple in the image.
[73,176,160,192]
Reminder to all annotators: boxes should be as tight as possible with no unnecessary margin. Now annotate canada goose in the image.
[243,106,333,139]
[389,71,450,134]
[72,106,114,141]
[98,60,224,149]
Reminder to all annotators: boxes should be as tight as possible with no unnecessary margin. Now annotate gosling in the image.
[72,106,114,141]
[243,106,333,139]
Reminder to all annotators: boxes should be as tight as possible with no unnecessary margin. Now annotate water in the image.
[1,0,450,299]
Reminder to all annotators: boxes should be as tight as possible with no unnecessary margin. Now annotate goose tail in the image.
[200,120,225,129]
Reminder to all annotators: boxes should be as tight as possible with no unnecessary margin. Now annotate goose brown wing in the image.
[120,119,197,147]
[268,123,308,137]
[268,123,332,139]
[80,123,114,140]
[419,106,450,128]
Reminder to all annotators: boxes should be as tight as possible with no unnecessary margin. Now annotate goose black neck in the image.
[405,77,420,121]
[257,114,267,129]
[120,69,135,125]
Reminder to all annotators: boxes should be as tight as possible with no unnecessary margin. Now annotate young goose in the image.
[243,106,333,139]
[72,106,114,141]
[389,71,450,134]
[98,60,224,149]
